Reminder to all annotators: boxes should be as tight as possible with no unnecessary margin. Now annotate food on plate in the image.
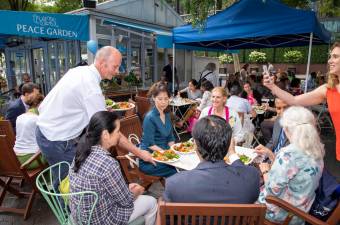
[152,150,180,161]
[107,101,132,110]
[238,154,251,164]
[105,99,114,107]
[173,141,195,153]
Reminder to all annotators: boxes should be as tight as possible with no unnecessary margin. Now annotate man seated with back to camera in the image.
[163,115,260,204]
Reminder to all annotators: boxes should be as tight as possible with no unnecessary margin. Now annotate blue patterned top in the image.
[258,144,323,225]
[140,107,175,151]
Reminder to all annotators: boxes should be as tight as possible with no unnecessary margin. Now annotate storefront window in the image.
[48,42,58,88]
[57,42,66,77]
[67,41,77,68]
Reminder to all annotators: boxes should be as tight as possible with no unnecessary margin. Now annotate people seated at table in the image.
[241,81,262,106]
[176,80,214,129]
[257,106,324,224]
[5,82,40,132]
[69,111,157,225]
[177,79,202,100]
[199,62,219,87]
[256,97,290,162]
[14,93,45,170]
[163,115,260,203]
[139,82,177,177]
[199,87,244,144]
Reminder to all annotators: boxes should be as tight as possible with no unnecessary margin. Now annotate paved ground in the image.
[0,131,339,225]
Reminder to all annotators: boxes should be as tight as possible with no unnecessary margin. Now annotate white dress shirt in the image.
[14,113,39,154]
[199,106,244,143]
[37,65,106,141]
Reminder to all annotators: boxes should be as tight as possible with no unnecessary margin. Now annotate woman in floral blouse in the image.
[258,106,324,225]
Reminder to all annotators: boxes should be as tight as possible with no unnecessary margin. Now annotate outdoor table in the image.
[158,146,257,171]
[169,98,198,139]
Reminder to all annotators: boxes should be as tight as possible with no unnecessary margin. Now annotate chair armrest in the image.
[265,196,328,225]
[20,151,44,170]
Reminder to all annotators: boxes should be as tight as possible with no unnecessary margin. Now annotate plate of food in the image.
[171,140,195,154]
[106,99,135,111]
[253,105,266,114]
[236,146,258,165]
[152,150,180,163]
[224,146,257,165]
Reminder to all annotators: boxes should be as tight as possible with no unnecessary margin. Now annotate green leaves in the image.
[283,50,303,64]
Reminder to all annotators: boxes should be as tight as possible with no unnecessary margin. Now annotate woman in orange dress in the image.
[263,42,340,161]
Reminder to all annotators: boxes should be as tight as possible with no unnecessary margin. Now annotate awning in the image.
[0,10,89,41]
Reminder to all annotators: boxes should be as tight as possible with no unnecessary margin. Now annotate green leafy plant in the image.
[283,50,303,63]
[124,70,141,86]
[218,54,233,64]
[248,51,267,63]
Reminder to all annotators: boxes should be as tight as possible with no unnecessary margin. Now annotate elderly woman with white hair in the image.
[257,106,324,225]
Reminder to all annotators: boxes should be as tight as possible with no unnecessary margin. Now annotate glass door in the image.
[32,48,48,94]
[5,48,30,90]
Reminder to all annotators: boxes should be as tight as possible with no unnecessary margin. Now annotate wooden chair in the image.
[116,115,164,189]
[264,196,340,225]
[0,135,46,220]
[0,119,15,146]
[134,96,151,121]
[156,198,267,225]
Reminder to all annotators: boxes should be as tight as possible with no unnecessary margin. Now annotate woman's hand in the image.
[254,144,271,156]
[263,73,275,90]
[139,150,156,166]
[259,163,271,175]
[129,183,145,199]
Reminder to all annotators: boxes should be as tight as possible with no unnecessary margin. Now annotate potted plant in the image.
[284,50,303,73]
[218,54,233,65]
[284,50,303,64]
[248,51,267,64]
[124,69,141,89]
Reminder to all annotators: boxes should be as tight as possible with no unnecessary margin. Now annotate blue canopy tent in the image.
[171,0,331,92]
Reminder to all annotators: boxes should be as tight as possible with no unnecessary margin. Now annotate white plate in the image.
[171,142,195,154]
[255,109,265,114]
[152,157,180,163]
[235,146,258,165]
[108,102,135,112]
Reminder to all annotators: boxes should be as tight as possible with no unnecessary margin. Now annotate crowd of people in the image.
[3,42,340,225]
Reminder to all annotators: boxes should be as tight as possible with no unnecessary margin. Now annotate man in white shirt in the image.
[36,46,154,182]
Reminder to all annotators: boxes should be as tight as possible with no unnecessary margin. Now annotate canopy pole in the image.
[304,32,313,93]
[172,43,175,94]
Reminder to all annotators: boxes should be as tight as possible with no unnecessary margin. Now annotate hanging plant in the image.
[218,54,233,64]
[283,50,303,64]
[248,51,267,63]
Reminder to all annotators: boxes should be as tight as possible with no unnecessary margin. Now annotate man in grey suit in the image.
[255,98,290,162]
[163,115,260,204]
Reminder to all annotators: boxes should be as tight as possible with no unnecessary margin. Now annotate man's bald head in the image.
[94,46,122,80]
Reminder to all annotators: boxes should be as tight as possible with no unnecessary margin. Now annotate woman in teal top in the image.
[139,82,177,177]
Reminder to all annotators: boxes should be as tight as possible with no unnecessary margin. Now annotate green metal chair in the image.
[36,161,98,225]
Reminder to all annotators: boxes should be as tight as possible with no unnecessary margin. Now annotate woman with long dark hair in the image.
[69,111,157,225]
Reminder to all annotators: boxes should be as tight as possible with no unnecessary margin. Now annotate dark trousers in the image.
[36,126,76,187]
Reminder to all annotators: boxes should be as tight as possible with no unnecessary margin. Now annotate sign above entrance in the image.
[0,10,89,41]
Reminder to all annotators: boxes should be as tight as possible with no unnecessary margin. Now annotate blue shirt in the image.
[140,107,175,151]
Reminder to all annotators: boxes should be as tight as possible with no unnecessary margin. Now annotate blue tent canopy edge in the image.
[172,0,331,50]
